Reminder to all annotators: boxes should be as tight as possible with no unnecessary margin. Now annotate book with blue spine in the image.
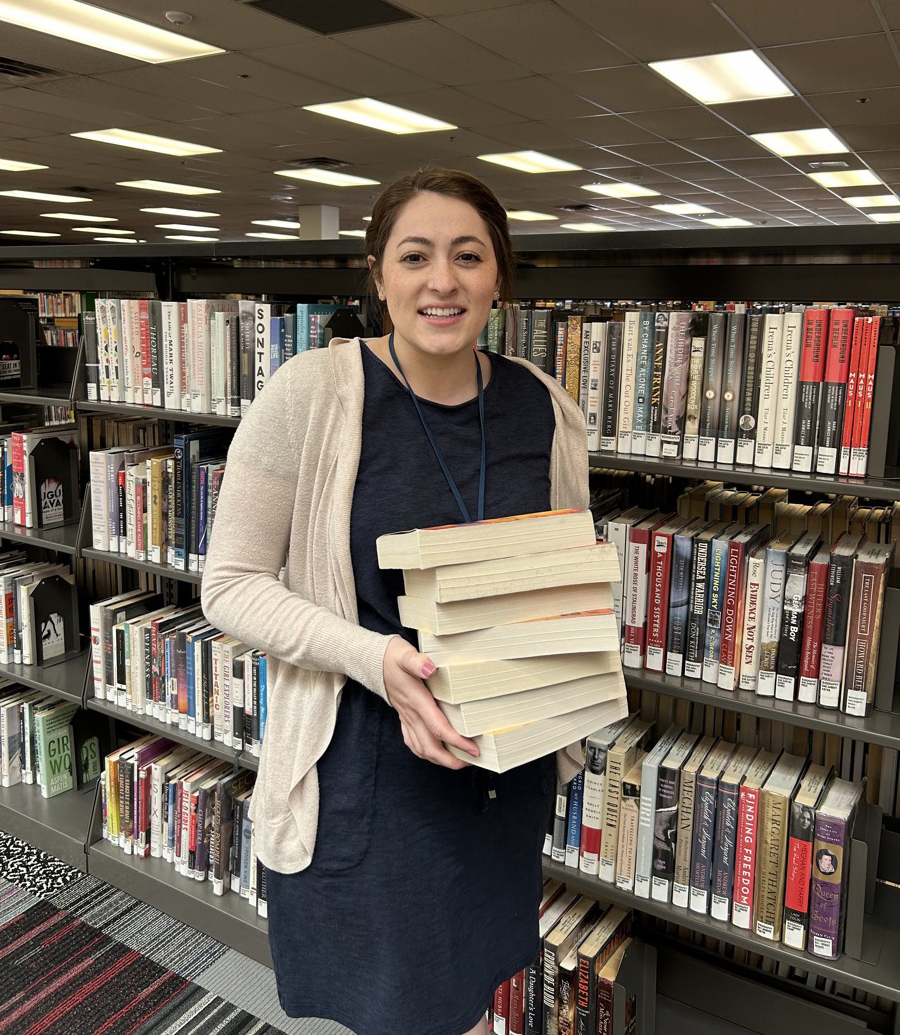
[269,315,284,376]
[258,652,267,745]
[565,769,584,868]
[702,528,734,685]
[665,518,708,677]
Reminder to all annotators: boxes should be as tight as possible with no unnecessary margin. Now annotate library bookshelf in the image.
[0,232,898,1032]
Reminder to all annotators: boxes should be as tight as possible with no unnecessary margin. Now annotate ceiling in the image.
[0,0,899,246]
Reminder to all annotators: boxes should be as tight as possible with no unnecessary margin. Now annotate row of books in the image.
[89,587,268,756]
[375,509,628,771]
[0,422,80,530]
[494,304,886,477]
[101,734,265,914]
[553,714,865,960]
[31,290,85,318]
[83,297,361,415]
[0,550,80,668]
[0,686,103,797]
[41,324,79,348]
[599,501,894,717]
[485,879,636,1035]
[88,425,233,572]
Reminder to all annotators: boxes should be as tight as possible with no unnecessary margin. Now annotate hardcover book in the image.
[645,311,668,458]
[665,519,708,678]
[792,307,829,473]
[644,516,685,673]
[660,311,693,458]
[771,311,803,470]
[697,312,726,463]
[818,533,863,709]
[716,311,746,465]
[617,311,640,455]
[614,754,645,892]
[580,715,638,876]
[633,723,683,899]
[732,750,780,929]
[815,307,855,476]
[797,543,831,704]
[710,744,759,921]
[600,320,621,454]
[574,905,631,1035]
[774,532,822,702]
[681,327,707,462]
[652,729,700,903]
[599,718,653,883]
[671,734,716,908]
[717,523,769,691]
[688,739,736,914]
[630,313,654,456]
[755,532,798,698]
[841,540,894,717]
[782,763,833,950]
[754,312,785,469]
[684,522,732,680]
[735,312,764,466]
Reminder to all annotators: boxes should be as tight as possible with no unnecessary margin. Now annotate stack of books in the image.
[376,509,629,772]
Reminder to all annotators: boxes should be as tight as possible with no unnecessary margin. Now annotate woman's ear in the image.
[368,255,385,302]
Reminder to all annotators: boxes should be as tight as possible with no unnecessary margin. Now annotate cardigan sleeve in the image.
[201,358,391,699]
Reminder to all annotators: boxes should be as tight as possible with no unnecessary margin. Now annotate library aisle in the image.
[0,830,349,1035]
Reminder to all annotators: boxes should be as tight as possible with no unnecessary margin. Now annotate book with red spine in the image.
[792,308,829,473]
[622,512,669,670]
[782,763,833,950]
[850,316,880,477]
[509,970,526,1035]
[815,307,855,475]
[492,980,510,1035]
[797,543,831,704]
[645,516,685,672]
[842,540,894,717]
[139,298,152,408]
[717,524,769,691]
[838,316,866,476]
[731,749,781,930]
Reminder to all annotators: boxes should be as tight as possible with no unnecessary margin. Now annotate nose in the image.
[427,256,458,295]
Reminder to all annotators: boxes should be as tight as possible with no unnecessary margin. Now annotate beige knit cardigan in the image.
[201,338,590,873]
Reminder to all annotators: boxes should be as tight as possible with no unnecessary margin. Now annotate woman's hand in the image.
[382,635,479,769]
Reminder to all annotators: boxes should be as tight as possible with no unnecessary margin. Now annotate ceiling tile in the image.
[550,64,693,113]
[711,96,821,134]
[809,87,900,127]
[650,161,741,182]
[553,0,746,61]
[382,88,526,127]
[719,156,799,177]
[393,0,517,12]
[763,35,900,94]
[680,136,769,161]
[0,24,138,76]
[720,0,884,45]
[475,121,587,150]
[625,105,735,139]
[861,148,900,169]
[95,67,274,117]
[0,86,153,131]
[177,55,347,106]
[835,121,900,150]
[602,140,701,165]
[461,78,600,120]
[555,115,659,147]
[438,1,629,74]
[22,77,214,125]
[337,22,530,85]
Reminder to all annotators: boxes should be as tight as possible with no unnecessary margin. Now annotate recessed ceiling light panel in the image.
[507,210,557,221]
[0,229,61,237]
[751,128,848,156]
[165,234,220,241]
[274,168,379,187]
[868,212,900,223]
[303,98,455,135]
[41,211,116,221]
[0,158,48,172]
[71,226,134,234]
[807,169,882,188]
[582,181,660,199]
[478,151,582,174]
[649,50,792,104]
[72,128,221,156]
[246,231,298,240]
[844,194,900,208]
[140,207,220,217]
[560,222,614,232]
[702,217,754,227]
[252,219,302,229]
[155,223,220,231]
[338,229,367,237]
[0,189,91,203]
[652,202,715,215]
[118,179,220,195]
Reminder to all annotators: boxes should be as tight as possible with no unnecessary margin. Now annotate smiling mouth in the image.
[419,307,465,317]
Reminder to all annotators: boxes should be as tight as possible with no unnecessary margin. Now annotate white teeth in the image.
[421,307,463,317]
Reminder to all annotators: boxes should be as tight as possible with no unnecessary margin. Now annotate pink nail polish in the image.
[422,661,435,678]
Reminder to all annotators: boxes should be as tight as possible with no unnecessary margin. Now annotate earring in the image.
[493,289,500,300]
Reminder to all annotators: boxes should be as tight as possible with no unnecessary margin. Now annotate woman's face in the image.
[371,191,499,363]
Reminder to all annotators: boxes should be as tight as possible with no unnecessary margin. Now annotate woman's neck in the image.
[377,335,487,405]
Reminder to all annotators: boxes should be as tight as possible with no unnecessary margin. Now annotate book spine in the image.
[665,529,695,677]
[771,312,802,470]
[716,312,745,464]
[710,777,741,921]
[851,318,879,477]
[523,954,542,1035]
[615,791,641,892]
[702,535,730,685]
[564,771,584,868]
[816,309,854,475]
[798,552,829,704]
[672,766,698,908]
[717,539,744,691]
[564,315,582,404]
[645,312,668,457]
[783,799,818,950]
[756,546,788,699]
[509,970,525,1035]
[600,750,629,883]
[792,308,829,473]
[753,792,788,940]
[682,335,706,461]
[600,322,621,453]
[842,558,886,718]
[551,778,568,863]
[689,773,717,914]
[660,312,692,458]
[818,551,855,709]
[584,322,604,454]
[623,526,652,669]
[645,529,673,672]
[617,311,640,454]
[774,552,809,702]
[838,317,866,476]
[738,551,766,692]
[735,314,763,466]
[631,313,654,456]
[650,762,680,903]
[697,313,725,463]
[754,314,784,469]
[684,536,711,680]
[808,812,850,959]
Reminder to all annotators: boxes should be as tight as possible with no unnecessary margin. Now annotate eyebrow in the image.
[394,234,487,249]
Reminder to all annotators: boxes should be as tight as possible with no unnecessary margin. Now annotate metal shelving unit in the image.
[0,781,93,869]
[77,399,240,428]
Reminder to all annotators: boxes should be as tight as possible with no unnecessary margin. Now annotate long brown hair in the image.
[365,167,515,304]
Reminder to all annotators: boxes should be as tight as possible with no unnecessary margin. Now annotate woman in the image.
[201,167,588,1035]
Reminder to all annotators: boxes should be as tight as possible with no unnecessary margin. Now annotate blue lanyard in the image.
[388,332,486,524]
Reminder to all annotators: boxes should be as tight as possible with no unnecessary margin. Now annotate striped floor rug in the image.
[0,832,350,1035]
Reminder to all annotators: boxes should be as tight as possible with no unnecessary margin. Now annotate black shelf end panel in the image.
[588,453,900,502]
[0,651,89,704]
[623,669,900,751]
[0,386,75,407]
[541,858,900,1003]
[0,781,93,869]
[0,518,81,555]
[81,547,204,585]
[87,838,272,967]
[76,399,240,428]
[86,696,249,768]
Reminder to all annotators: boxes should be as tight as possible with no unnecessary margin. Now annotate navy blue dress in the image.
[266,343,558,1035]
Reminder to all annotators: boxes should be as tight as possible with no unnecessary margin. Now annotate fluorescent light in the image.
[71,226,134,234]
[582,182,660,199]
[155,223,220,231]
[807,169,882,188]
[561,222,614,232]
[275,168,379,187]
[251,219,302,229]
[868,212,900,223]
[0,229,60,237]
[751,128,848,156]
[702,217,754,227]
[165,234,220,242]
[140,206,220,217]
[246,231,298,240]
[72,128,221,156]
[507,210,557,221]
[652,202,715,215]
[0,0,223,63]
[649,50,792,104]
[303,97,455,135]
[478,151,582,174]
[0,158,48,171]
[118,179,220,195]
[41,211,116,221]
[363,215,372,221]
[95,237,137,243]
[339,229,367,238]
[0,189,91,203]
[844,194,900,208]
